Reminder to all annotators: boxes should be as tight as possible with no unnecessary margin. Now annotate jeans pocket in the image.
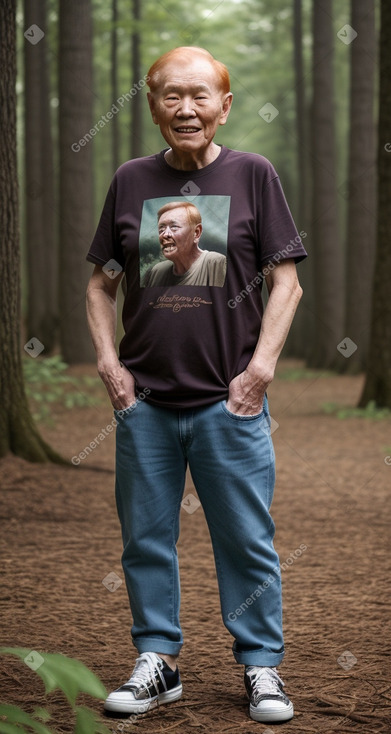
[221,400,265,421]
[114,400,139,420]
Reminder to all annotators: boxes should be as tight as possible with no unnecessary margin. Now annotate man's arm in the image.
[226,259,303,415]
[86,265,136,410]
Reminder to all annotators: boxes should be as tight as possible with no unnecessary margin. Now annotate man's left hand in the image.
[226,368,271,416]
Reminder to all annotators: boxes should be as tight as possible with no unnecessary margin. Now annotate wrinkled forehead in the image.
[153,58,222,94]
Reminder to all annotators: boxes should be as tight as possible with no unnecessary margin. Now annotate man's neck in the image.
[164,143,221,171]
[172,248,203,275]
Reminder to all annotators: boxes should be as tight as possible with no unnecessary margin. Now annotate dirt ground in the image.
[1,360,390,734]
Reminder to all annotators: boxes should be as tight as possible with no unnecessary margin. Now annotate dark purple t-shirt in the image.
[87,146,307,408]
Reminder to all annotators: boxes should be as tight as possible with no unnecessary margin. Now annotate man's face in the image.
[158,208,201,263]
[148,58,232,156]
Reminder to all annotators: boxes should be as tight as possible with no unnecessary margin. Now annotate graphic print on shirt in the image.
[139,195,230,288]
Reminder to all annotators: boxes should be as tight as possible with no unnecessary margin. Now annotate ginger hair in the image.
[147,47,230,95]
[157,201,202,228]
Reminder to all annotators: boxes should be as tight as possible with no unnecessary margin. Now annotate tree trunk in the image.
[294,0,308,236]
[283,0,313,359]
[111,0,120,171]
[59,0,95,363]
[359,0,391,408]
[307,0,344,368]
[130,0,142,159]
[24,0,58,351]
[0,0,66,463]
[341,0,376,374]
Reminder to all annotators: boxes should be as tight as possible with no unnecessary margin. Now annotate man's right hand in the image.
[98,360,136,410]
[86,265,136,410]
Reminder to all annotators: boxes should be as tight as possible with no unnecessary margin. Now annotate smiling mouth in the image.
[175,127,200,134]
[162,244,177,254]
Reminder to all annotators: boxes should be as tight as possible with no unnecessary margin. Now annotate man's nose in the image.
[177,96,196,117]
[160,225,172,236]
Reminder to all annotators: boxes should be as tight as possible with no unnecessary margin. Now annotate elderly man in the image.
[86,46,307,724]
[143,201,226,287]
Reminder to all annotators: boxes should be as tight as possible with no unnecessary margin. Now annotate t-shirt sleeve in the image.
[258,175,307,268]
[86,176,125,269]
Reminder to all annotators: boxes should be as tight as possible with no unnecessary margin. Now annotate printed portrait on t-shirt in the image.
[139,196,230,287]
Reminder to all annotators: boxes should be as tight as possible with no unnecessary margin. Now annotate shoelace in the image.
[125,652,167,695]
[247,666,285,697]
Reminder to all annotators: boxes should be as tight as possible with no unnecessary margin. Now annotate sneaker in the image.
[104,652,182,714]
[244,666,294,722]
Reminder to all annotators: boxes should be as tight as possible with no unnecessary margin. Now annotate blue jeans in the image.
[114,395,284,667]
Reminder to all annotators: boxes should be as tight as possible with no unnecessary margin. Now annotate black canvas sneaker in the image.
[244,665,294,722]
[104,652,182,714]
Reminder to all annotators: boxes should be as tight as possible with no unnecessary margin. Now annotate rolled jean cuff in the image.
[233,644,285,667]
[133,637,183,656]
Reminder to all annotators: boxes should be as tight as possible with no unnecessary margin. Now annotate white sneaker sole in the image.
[249,700,294,722]
[104,682,183,714]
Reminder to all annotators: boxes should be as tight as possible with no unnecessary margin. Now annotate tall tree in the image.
[342,0,376,373]
[130,0,142,158]
[284,0,313,359]
[59,0,95,363]
[0,0,64,462]
[359,0,391,408]
[24,0,57,351]
[111,0,120,171]
[293,0,308,236]
[307,0,344,368]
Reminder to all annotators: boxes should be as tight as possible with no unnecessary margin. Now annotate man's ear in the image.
[147,92,159,125]
[219,93,233,126]
[194,223,202,244]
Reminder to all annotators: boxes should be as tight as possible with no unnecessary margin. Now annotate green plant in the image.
[0,648,111,734]
[23,356,102,422]
[322,400,391,420]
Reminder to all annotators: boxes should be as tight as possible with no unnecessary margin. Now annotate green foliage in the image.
[23,356,102,422]
[75,706,112,734]
[0,703,52,734]
[0,648,110,734]
[17,0,357,236]
[322,400,391,420]
[92,0,354,241]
